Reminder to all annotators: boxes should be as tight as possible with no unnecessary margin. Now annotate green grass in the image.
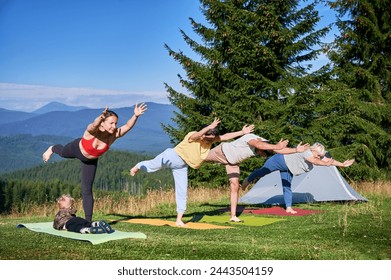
[1,193,390,260]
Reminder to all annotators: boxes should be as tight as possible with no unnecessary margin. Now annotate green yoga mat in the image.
[191,214,285,227]
[17,222,147,245]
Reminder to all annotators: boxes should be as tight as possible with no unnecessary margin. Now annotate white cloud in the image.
[0,83,171,112]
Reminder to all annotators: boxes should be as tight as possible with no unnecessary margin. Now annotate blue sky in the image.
[0,0,336,112]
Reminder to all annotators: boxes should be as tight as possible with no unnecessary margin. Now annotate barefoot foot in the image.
[42,146,53,163]
[175,220,185,227]
[130,166,139,176]
[286,207,297,214]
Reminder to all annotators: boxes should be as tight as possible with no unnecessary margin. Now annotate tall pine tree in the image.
[315,0,391,179]
[163,0,329,185]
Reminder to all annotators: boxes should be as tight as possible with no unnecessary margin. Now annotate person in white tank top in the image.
[205,134,310,222]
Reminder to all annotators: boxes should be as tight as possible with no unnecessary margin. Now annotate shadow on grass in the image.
[106,200,338,226]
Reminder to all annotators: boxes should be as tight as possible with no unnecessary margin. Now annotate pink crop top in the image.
[81,137,109,157]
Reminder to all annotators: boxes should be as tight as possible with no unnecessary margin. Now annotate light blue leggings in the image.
[136,148,188,214]
[246,154,294,207]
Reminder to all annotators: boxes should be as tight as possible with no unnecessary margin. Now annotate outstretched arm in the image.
[306,156,355,167]
[248,138,289,151]
[116,103,147,138]
[188,118,221,142]
[273,142,311,154]
[218,124,255,141]
[86,106,109,134]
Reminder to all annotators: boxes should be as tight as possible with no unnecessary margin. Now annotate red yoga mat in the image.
[218,206,323,216]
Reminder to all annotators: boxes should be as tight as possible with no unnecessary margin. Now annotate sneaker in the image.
[99,220,115,234]
[91,221,99,227]
[89,226,106,234]
[80,227,90,234]
[229,216,243,223]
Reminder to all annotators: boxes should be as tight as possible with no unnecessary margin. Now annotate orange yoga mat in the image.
[122,218,233,230]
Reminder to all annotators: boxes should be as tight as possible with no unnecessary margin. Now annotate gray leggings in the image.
[52,138,98,221]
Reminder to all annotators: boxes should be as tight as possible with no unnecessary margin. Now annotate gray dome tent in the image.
[239,166,367,205]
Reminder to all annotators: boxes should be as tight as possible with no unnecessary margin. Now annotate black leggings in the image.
[65,216,92,233]
[52,138,98,222]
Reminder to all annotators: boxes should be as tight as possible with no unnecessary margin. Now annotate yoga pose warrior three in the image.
[43,103,147,221]
[241,143,355,214]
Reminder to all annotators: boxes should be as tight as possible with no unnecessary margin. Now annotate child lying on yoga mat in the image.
[53,194,114,234]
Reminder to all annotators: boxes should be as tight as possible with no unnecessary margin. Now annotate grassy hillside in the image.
[0,182,390,260]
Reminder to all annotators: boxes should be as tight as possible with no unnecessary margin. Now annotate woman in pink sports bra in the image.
[42,103,147,221]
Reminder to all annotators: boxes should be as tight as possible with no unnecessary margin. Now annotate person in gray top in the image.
[205,133,310,222]
[241,143,355,214]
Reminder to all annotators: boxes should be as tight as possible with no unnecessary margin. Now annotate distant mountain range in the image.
[32,101,88,114]
[0,102,178,173]
[0,108,37,125]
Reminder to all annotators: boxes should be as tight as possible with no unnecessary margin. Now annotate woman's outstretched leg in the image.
[130,148,172,176]
[43,138,82,162]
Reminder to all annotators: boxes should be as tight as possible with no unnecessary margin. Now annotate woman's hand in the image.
[275,139,289,150]
[296,142,310,153]
[134,103,147,117]
[241,124,255,135]
[101,106,109,119]
[208,117,221,129]
[342,159,355,167]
